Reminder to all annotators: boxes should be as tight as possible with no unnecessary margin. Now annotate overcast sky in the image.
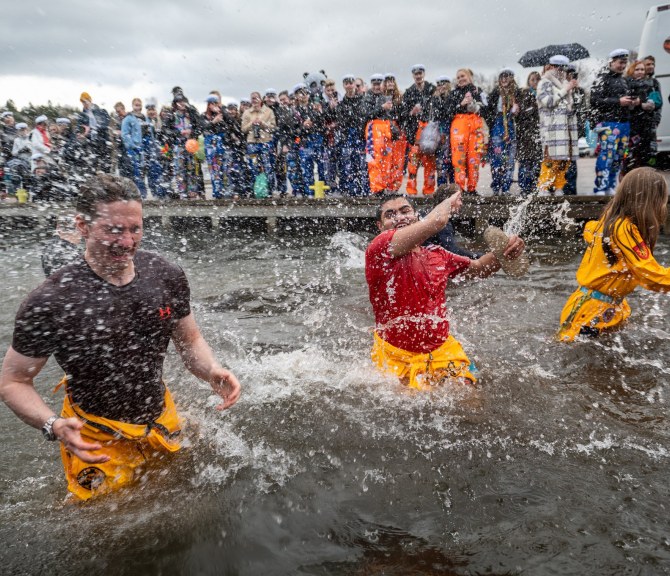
[0,1,655,113]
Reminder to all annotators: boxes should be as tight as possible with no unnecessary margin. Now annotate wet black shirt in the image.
[12,250,191,423]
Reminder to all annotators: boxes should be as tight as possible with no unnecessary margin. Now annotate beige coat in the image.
[241,106,276,144]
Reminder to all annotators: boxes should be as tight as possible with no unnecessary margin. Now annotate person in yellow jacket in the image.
[558,168,669,341]
[0,174,241,500]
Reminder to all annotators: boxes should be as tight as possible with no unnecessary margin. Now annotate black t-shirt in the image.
[12,250,191,423]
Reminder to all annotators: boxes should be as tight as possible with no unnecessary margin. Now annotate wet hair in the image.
[375,193,416,222]
[429,184,460,208]
[76,173,142,222]
[601,168,668,266]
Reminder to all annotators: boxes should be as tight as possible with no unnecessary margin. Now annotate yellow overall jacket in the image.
[558,217,670,342]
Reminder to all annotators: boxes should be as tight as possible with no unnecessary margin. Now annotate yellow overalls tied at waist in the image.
[371,332,477,391]
[56,377,183,501]
[556,286,630,342]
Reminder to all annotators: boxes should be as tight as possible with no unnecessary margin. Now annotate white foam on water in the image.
[570,430,670,461]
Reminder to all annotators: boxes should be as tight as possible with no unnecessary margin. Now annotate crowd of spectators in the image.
[0,51,663,202]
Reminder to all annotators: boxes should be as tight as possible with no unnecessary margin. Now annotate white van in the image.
[639,4,670,156]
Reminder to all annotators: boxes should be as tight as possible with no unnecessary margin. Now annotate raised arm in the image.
[389,190,462,257]
[172,312,241,410]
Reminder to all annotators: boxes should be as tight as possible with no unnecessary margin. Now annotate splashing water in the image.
[503,194,533,236]
[549,199,579,232]
[1,230,669,575]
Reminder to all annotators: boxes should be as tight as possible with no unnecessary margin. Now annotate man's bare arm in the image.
[0,347,51,428]
[0,347,109,463]
[172,312,241,410]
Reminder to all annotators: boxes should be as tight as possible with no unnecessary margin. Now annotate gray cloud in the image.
[0,0,651,108]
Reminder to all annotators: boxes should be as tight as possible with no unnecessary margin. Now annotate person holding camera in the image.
[621,60,658,175]
[589,49,633,195]
[241,91,277,196]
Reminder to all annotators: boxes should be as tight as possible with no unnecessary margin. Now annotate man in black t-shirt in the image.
[0,174,241,500]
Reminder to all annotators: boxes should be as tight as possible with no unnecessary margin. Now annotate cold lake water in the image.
[1,224,669,575]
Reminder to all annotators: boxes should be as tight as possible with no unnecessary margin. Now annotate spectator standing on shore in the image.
[30,115,53,171]
[446,68,487,194]
[165,90,204,199]
[6,122,31,195]
[143,98,165,198]
[643,55,663,163]
[1,111,17,161]
[621,61,657,175]
[403,64,436,195]
[201,93,227,199]
[156,106,174,196]
[365,73,406,193]
[429,75,455,187]
[590,49,632,195]
[276,91,304,197]
[334,74,369,196]
[121,98,147,197]
[78,92,111,173]
[321,80,340,193]
[484,68,521,195]
[293,83,326,196]
[536,55,578,197]
[223,101,248,198]
[516,72,542,195]
[564,65,587,195]
[241,91,277,195]
[109,102,127,177]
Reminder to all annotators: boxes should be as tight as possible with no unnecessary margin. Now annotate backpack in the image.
[253,173,269,198]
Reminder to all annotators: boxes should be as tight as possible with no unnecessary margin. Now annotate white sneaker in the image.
[594,190,606,196]
[606,188,616,196]
[554,189,564,196]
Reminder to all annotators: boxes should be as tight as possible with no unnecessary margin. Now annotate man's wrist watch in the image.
[41,415,61,441]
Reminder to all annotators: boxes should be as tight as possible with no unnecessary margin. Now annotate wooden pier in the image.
[0,195,666,237]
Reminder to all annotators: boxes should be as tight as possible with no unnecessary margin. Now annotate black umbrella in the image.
[518,43,590,67]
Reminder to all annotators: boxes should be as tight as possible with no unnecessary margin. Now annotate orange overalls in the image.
[406,121,436,195]
[366,119,407,193]
[450,113,486,193]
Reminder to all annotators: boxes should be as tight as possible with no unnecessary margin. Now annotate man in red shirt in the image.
[365,191,525,389]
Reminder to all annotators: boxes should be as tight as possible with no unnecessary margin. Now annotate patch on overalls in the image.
[77,467,106,491]
[602,307,616,323]
[632,242,650,260]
